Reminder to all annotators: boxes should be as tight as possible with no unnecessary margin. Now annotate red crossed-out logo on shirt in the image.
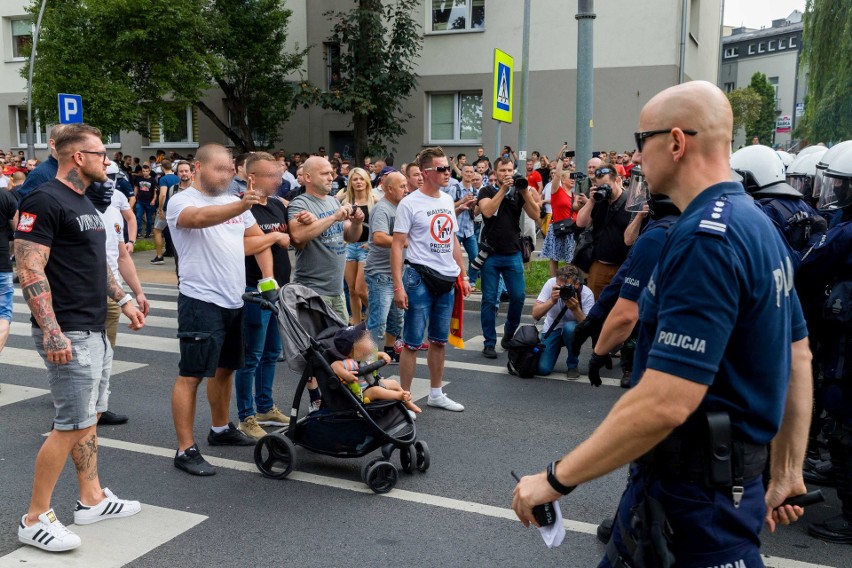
[17,212,36,232]
[429,213,453,244]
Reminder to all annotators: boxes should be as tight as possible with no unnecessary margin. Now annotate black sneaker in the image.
[149,256,164,265]
[620,372,632,389]
[596,517,614,543]
[808,514,852,544]
[482,346,498,359]
[98,410,128,425]
[174,443,216,476]
[500,334,513,350]
[207,422,255,446]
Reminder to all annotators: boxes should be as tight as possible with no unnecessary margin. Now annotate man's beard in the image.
[200,175,228,195]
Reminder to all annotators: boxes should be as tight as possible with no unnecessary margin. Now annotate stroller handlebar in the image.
[241,291,280,314]
[355,359,387,377]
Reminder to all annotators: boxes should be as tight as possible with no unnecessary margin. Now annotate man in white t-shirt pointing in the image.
[392,147,471,412]
[166,144,276,476]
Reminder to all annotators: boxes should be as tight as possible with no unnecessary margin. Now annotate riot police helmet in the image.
[817,145,852,211]
[786,148,827,198]
[730,145,801,199]
[814,140,852,202]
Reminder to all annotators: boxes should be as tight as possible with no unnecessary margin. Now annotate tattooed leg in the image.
[71,429,105,505]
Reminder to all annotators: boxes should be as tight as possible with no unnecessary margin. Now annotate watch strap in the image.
[547,460,576,495]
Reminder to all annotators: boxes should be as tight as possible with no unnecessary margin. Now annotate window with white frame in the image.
[779,38,786,49]
[723,82,735,93]
[758,42,766,53]
[769,40,776,51]
[105,132,121,147]
[723,47,739,58]
[428,92,482,144]
[789,36,797,48]
[150,106,195,145]
[430,0,485,33]
[748,44,755,55]
[769,76,779,105]
[10,18,32,59]
[324,42,341,91]
[15,107,47,147]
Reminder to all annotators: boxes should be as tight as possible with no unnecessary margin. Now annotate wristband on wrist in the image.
[547,460,576,495]
[393,286,403,292]
[117,294,133,307]
[462,276,469,281]
[128,240,135,245]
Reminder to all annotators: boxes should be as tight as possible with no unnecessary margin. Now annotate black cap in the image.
[333,322,368,356]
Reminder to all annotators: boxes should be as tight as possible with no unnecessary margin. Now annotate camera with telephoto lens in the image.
[558,284,576,301]
[593,183,613,202]
[470,242,493,271]
[512,175,529,191]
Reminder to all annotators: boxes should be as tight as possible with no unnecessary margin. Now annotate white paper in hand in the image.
[538,500,565,548]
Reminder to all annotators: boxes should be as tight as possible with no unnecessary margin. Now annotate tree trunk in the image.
[353,112,369,166]
[194,101,249,153]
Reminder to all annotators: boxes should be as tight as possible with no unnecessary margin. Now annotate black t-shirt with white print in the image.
[15,179,107,331]
[245,197,291,286]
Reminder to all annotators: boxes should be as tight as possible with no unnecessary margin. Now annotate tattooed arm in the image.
[15,238,73,364]
[107,264,145,331]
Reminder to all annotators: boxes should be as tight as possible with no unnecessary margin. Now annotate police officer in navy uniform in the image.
[798,144,852,544]
[513,81,812,567]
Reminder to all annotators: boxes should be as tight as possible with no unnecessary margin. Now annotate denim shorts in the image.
[401,266,453,349]
[153,216,168,231]
[177,293,244,379]
[0,271,12,321]
[33,328,112,431]
[345,242,369,262]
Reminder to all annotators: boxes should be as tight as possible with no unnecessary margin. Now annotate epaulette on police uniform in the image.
[695,197,731,238]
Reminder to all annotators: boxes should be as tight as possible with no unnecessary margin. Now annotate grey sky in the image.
[724,0,807,28]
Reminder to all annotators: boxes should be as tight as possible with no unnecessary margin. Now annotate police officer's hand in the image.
[587,352,611,387]
[512,472,561,528]
[764,476,807,532]
[571,317,601,357]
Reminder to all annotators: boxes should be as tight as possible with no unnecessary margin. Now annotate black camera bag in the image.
[507,304,570,378]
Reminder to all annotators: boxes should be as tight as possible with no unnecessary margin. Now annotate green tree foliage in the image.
[24,0,306,152]
[298,0,422,163]
[726,87,763,141]
[746,72,777,145]
[800,0,852,142]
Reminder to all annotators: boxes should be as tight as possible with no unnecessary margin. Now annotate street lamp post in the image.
[575,0,596,174]
[26,0,48,159]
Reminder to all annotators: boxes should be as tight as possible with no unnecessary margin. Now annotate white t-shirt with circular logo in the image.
[394,189,460,278]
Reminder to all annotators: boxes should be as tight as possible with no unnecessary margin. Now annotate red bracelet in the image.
[393,287,403,292]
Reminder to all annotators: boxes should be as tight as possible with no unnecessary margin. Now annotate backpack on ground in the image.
[506,304,570,379]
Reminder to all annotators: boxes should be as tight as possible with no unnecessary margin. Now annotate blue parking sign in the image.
[57,93,83,124]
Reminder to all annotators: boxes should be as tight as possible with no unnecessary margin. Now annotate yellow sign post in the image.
[492,49,513,123]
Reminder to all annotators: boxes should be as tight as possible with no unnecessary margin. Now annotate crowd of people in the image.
[3,79,852,561]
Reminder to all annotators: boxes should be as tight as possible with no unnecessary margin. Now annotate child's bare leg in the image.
[364,385,421,413]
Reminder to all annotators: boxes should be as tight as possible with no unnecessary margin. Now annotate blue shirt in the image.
[634,182,807,445]
[444,182,477,239]
[797,221,852,321]
[158,173,180,193]
[18,155,58,198]
[587,216,676,321]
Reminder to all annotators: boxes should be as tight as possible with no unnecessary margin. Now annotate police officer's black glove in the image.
[587,352,612,387]
[571,317,603,357]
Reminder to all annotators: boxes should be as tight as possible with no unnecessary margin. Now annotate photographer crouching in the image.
[575,164,632,299]
[532,265,594,378]
[476,156,542,359]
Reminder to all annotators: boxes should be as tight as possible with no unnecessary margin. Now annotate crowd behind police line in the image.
[2,115,852,553]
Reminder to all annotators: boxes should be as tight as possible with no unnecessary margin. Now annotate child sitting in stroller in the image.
[326,323,422,414]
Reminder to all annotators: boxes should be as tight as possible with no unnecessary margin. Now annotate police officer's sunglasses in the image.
[633,128,698,152]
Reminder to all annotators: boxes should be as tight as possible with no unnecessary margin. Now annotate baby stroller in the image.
[242,284,430,494]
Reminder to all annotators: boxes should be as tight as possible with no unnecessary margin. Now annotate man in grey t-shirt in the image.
[365,172,407,358]
[288,157,364,321]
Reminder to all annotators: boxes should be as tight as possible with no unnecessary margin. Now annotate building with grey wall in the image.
[718,10,805,149]
[1,0,723,163]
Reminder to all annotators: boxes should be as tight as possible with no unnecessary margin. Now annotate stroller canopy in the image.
[277,283,348,373]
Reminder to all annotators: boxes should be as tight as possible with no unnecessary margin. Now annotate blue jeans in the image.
[0,271,13,321]
[401,266,453,348]
[365,271,403,346]
[235,287,282,420]
[480,252,526,348]
[136,202,156,235]
[458,233,479,285]
[536,321,579,375]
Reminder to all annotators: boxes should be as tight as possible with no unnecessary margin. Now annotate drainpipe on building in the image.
[718,0,726,85]
[26,0,48,160]
[517,0,531,174]
[575,0,595,167]
[678,0,687,83]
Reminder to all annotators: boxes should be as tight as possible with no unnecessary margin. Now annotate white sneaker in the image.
[18,509,81,552]
[427,394,464,412]
[73,488,141,525]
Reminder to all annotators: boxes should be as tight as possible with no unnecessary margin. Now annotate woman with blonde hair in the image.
[540,159,579,277]
[340,167,376,323]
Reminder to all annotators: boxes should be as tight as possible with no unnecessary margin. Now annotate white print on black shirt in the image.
[76,214,105,232]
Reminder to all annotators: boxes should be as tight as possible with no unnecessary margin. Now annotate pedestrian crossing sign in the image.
[492,49,513,123]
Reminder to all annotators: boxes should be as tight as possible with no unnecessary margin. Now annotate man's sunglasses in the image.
[634,128,698,152]
[424,166,452,173]
[594,167,615,178]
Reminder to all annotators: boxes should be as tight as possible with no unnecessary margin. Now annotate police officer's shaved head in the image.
[635,81,734,211]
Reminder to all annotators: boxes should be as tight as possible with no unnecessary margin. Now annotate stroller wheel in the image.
[399,445,416,474]
[365,461,398,494]
[254,433,297,479]
[360,458,382,484]
[414,440,431,472]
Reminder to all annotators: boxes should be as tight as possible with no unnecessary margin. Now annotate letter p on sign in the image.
[57,93,83,124]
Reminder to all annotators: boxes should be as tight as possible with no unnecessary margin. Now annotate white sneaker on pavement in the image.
[73,488,141,525]
[426,394,464,412]
[18,509,81,552]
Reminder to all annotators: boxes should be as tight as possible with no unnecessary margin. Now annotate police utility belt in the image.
[634,411,767,508]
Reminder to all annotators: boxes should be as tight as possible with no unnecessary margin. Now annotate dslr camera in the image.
[593,183,613,203]
[512,174,529,191]
[558,284,577,301]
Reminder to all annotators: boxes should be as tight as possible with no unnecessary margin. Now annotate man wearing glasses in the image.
[575,163,632,300]
[15,124,146,551]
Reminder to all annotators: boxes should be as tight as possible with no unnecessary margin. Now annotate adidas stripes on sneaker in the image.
[73,488,141,525]
[18,509,81,552]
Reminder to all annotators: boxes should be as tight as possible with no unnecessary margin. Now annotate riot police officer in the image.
[512,81,812,567]
[798,144,852,544]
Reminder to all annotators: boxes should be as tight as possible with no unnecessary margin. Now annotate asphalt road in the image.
[0,271,847,567]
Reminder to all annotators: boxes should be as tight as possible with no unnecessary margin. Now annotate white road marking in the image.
[0,505,206,568]
[415,356,623,388]
[12,301,178,329]
[382,376,444,402]
[1,347,146,375]
[10,321,177,354]
[0,383,49,407]
[92,437,835,568]
[13,289,176,311]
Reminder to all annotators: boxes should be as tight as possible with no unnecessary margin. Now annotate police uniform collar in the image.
[682,181,744,217]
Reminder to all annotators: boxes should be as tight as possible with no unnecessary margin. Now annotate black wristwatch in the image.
[547,461,576,495]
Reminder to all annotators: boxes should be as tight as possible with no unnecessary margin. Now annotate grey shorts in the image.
[154,216,168,231]
[33,328,112,431]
